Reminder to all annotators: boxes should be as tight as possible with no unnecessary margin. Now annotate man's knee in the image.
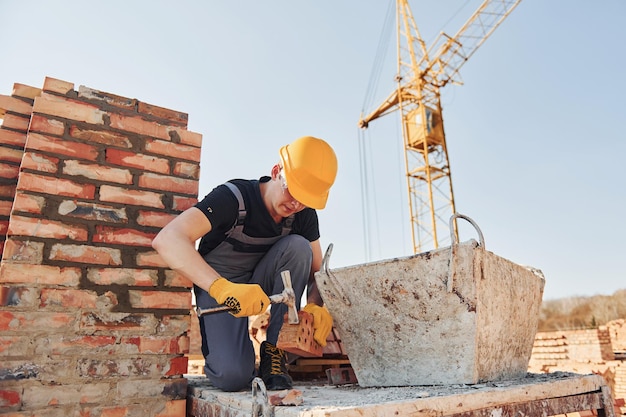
[281,234,312,260]
[206,362,255,392]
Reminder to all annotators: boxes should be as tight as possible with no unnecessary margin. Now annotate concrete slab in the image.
[186,373,614,417]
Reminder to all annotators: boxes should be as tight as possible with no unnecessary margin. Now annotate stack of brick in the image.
[529,328,615,372]
[528,327,626,415]
[0,77,202,417]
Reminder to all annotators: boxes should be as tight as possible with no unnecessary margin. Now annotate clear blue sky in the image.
[1,1,624,301]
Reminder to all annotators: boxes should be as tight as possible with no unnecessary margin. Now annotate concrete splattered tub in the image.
[316,214,545,387]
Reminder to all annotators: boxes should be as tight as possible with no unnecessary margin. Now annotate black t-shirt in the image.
[195,177,320,256]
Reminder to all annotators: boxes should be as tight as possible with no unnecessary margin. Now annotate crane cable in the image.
[361,0,395,115]
[358,0,395,261]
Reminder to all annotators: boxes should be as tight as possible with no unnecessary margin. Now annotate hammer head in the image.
[279,270,299,324]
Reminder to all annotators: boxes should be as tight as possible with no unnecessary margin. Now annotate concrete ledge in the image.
[187,373,614,417]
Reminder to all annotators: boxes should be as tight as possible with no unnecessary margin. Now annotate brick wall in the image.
[0,77,202,417]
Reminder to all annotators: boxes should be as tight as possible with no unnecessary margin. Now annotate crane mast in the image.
[359,0,521,254]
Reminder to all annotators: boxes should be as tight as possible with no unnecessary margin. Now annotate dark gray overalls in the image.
[194,182,312,391]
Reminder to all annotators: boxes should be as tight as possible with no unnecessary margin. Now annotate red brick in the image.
[22,382,110,408]
[1,113,30,131]
[25,132,99,161]
[101,406,132,417]
[144,138,201,162]
[158,315,190,335]
[120,335,189,354]
[77,357,162,378]
[40,288,98,308]
[172,195,197,211]
[86,268,158,286]
[0,220,8,234]
[173,161,200,179]
[16,172,95,199]
[137,210,176,228]
[176,129,202,147]
[12,192,45,214]
[0,334,34,354]
[0,263,81,286]
[0,162,19,179]
[129,290,190,310]
[0,311,75,332]
[12,83,41,100]
[46,335,117,355]
[28,114,65,136]
[0,129,27,148]
[164,270,193,288]
[69,125,132,148]
[43,77,74,94]
[7,215,88,241]
[58,200,127,223]
[0,185,17,198]
[2,239,44,264]
[49,243,122,265]
[0,286,38,308]
[0,200,12,216]
[99,184,164,208]
[277,310,323,357]
[20,152,60,173]
[164,269,193,288]
[0,94,32,115]
[0,147,25,164]
[105,148,170,173]
[155,399,187,417]
[139,173,198,195]
[62,160,132,184]
[94,226,155,247]
[0,388,21,407]
[137,101,188,127]
[135,251,168,267]
[108,113,171,140]
[165,356,188,377]
[79,312,156,332]
[115,378,187,401]
[33,93,104,125]
[77,85,136,110]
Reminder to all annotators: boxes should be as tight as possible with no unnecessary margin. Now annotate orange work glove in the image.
[208,278,270,318]
[302,303,333,346]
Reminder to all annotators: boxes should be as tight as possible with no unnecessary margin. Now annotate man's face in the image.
[277,172,307,216]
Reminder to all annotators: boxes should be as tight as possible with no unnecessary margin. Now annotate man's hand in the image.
[209,278,270,318]
[302,303,333,346]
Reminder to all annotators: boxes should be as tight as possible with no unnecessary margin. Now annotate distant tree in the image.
[537,289,626,332]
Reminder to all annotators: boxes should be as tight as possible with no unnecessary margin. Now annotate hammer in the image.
[195,270,300,324]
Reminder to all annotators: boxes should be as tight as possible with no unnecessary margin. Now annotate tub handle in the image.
[321,243,351,306]
[447,213,485,292]
[449,213,485,248]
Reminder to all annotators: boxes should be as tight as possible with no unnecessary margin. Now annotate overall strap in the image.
[224,182,246,227]
[224,180,294,235]
[282,216,294,235]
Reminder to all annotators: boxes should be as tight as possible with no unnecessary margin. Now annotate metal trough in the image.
[316,214,545,387]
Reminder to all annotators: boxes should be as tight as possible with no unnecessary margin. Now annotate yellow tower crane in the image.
[359,0,522,254]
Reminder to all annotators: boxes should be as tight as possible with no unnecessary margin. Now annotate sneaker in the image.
[259,341,293,390]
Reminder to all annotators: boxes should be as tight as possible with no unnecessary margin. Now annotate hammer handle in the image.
[196,293,286,317]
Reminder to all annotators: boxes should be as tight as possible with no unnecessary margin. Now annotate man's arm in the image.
[152,207,222,293]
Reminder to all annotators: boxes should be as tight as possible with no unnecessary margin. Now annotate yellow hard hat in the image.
[279,136,338,209]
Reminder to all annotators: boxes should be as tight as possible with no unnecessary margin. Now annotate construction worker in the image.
[152,136,337,392]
